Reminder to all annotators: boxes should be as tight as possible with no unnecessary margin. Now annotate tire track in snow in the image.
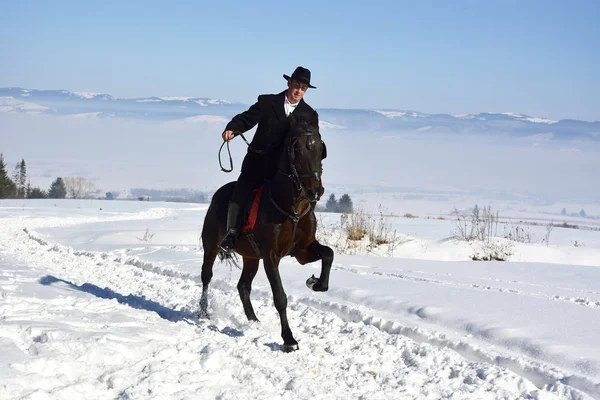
[331,263,600,309]
[292,294,600,400]
[1,226,594,399]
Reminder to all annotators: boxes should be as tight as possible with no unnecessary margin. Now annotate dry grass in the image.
[316,205,411,257]
[343,212,368,241]
[343,205,398,245]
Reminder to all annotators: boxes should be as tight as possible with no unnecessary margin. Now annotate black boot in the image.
[218,201,241,254]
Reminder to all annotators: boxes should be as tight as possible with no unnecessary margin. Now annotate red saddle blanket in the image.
[241,185,265,233]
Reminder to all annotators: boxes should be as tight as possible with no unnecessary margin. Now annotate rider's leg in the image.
[218,152,266,253]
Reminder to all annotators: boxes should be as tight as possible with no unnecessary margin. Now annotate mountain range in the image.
[1,87,598,140]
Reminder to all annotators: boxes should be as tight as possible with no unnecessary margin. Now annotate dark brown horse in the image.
[199,111,333,352]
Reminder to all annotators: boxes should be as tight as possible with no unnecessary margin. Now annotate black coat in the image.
[225,91,315,154]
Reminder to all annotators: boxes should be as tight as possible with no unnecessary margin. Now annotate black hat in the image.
[283,66,316,89]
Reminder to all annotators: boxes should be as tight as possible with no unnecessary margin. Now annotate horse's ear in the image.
[311,110,319,130]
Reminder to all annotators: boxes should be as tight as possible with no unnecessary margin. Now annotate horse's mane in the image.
[290,110,319,133]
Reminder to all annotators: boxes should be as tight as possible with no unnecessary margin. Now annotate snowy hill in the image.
[1,87,599,140]
[0,87,244,121]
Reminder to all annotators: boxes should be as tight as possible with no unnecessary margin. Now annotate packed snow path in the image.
[1,200,599,399]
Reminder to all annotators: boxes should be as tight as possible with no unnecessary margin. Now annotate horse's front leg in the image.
[297,240,334,292]
[263,251,298,352]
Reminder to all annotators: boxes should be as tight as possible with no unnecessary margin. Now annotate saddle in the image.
[240,184,265,255]
[241,184,264,234]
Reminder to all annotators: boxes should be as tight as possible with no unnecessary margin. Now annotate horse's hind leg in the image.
[238,257,260,321]
[199,246,218,319]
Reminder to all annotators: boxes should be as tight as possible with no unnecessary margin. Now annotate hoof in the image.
[306,275,328,292]
[282,343,299,353]
[306,275,318,289]
[198,310,211,320]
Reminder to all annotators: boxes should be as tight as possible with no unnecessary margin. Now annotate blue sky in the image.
[1,0,598,121]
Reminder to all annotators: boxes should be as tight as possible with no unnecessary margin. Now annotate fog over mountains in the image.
[1,87,598,141]
[1,86,599,207]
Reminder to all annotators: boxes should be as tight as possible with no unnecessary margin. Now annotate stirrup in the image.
[218,230,237,254]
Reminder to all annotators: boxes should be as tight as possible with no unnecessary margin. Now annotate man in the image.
[218,66,318,254]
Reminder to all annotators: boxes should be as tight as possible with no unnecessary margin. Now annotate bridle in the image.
[277,131,323,203]
[269,130,324,255]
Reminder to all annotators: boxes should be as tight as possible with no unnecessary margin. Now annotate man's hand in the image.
[222,130,235,142]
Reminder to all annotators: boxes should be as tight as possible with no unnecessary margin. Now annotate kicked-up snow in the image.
[1,199,599,399]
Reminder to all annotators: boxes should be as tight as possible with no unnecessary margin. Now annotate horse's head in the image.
[279,110,325,202]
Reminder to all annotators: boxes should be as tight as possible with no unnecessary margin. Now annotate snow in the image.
[166,115,230,125]
[159,97,194,102]
[154,97,231,105]
[73,92,100,99]
[64,112,103,119]
[0,96,50,113]
[319,120,346,129]
[453,113,558,124]
[374,110,428,118]
[489,113,558,124]
[373,110,406,118]
[454,114,476,119]
[206,99,231,105]
[1,199,599,399]
[135,98,163,103]
[522,117,558,124]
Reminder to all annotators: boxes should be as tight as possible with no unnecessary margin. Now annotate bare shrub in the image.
[452,205,499,242]
[472,240,514,261]
[63,176,100,199]
[452,205,513,261]
[403,213,417,219]
[368,205,398,245]
[543,221,554,246]
[503,223,531,243]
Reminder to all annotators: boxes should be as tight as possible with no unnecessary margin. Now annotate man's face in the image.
[287,79,309,104]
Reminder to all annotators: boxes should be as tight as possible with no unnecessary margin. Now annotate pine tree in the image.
[0,153,17,198]
[561,208,567,216]
[338,194,354,214]
[13,163,21,197]
[0,153,8,197]
[10,159,28,198]
[325,194,338,213]
[19,160,27,196]
[28,187,48,199]
[48,177,67,199]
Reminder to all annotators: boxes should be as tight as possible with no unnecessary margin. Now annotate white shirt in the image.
[284,92,299,117]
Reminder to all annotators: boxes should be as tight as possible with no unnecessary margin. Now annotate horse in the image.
[199,111,334,352]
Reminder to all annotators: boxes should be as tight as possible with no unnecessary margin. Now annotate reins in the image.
[219,132,265,173]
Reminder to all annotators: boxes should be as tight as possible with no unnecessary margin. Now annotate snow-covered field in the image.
[1,199,600,399]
